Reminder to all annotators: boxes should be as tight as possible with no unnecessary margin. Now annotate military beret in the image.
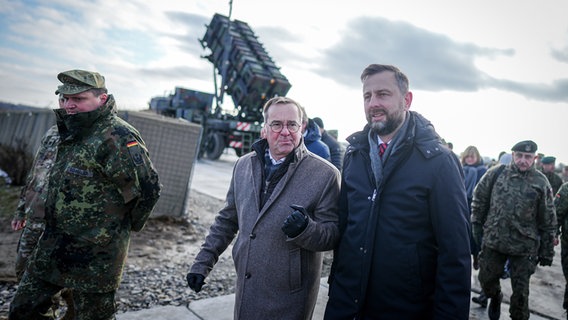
[55,69,105,95]
[511,140,538,153]
[541,156,556,164]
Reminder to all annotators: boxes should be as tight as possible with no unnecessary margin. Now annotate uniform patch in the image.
[66,166,93,177]
[127,140,144,166]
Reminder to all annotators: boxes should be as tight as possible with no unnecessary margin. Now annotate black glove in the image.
[538,257,553,267]
[282,205,309,238]
[186,273,206,293]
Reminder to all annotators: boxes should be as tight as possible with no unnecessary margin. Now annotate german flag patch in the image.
[127,140,144,166]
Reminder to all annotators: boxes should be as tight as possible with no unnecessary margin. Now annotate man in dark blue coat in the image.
[324,64,471,319]
[313,117,344,171]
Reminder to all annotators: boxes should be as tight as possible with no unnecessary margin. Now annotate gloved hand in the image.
[538,257,553,267]
[186,273,206,293]
[282,205,309,238]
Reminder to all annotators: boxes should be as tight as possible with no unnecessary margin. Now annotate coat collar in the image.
[251,138,310,165]
[54,95,117,141]
[345,111,444,160]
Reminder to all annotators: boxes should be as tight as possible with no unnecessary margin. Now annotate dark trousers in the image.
[9,271,116,320]
[478,247,537,320]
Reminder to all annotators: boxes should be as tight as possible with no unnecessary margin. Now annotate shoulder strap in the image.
[489,164,506,195]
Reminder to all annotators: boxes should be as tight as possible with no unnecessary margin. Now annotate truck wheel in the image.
[206,133,225,160]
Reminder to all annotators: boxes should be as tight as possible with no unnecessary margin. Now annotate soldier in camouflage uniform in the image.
[11,96,76,320]
[9,69,161,320]
[554,182,568,317]
[472,140,557,320]
[11,124,59,280]
[541,156,563,194]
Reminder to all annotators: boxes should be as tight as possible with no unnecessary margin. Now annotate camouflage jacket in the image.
[542,170,563,195]
[555,182,568,240]
[13,125,59,222]
[28,95,161,292]
[471,163,556,258]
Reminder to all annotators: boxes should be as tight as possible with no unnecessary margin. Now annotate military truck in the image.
[149,13,291,160]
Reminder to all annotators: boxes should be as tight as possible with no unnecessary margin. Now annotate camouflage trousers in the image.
[478,246,538,320]
[9,271,116,320]
[14,220,75,319]
[561,236,568,309]
[15,219,45,281]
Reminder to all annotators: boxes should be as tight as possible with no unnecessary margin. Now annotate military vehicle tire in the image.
[206,132,225,160]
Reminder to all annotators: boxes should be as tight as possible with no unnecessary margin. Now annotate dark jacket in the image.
[463,163,487,204]
[542,170,563,194]
[325,111,471,319]
[304,119,330,161]
[321,130,344,171]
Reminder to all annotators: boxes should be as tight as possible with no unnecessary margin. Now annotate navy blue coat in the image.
[304,119,330,161]
[325,112,471,319]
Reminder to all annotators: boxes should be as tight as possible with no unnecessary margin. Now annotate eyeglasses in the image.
[268,121,301,133]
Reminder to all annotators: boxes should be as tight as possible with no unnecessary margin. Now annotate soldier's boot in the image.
[488,292,502,320]
[472,291,488,308]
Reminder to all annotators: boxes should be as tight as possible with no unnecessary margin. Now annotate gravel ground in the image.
[0,190,332,319]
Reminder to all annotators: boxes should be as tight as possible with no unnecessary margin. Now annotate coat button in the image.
[245,272,251,279]
[250,233,256,239]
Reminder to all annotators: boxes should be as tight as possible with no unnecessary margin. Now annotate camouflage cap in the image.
[54,69,105,95]
[511,140,538,153]
[541,156,556,164]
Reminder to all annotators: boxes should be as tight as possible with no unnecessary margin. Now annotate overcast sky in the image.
[1,0,567,164]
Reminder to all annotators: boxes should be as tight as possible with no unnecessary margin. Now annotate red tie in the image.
[379,143,387,158]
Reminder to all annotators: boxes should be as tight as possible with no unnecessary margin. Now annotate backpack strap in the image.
[489,164,506,197]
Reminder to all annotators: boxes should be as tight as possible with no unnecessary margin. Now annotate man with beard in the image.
[324,64,471,319]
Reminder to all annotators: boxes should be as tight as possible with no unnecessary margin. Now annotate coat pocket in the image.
[288,247,302,292]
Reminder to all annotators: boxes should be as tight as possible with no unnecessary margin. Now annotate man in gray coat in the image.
[187,96,341,319]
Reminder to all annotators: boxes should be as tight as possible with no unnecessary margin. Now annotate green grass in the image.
[0,185,21,220]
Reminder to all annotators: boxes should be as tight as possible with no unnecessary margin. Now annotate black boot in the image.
[488,292,502,320]
[472,291,488,307]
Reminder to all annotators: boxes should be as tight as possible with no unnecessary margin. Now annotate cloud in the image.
[253,25,303,65]
[490,78,568,102]
[164,11,211,53]
[315,16,568,103]
[551,46,568,64]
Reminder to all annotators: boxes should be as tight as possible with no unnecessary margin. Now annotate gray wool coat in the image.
[190,141,340,319]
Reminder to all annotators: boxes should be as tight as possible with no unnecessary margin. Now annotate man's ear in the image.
[99,93,108,104]
[260,126,267,139]
[404,91,413,110]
